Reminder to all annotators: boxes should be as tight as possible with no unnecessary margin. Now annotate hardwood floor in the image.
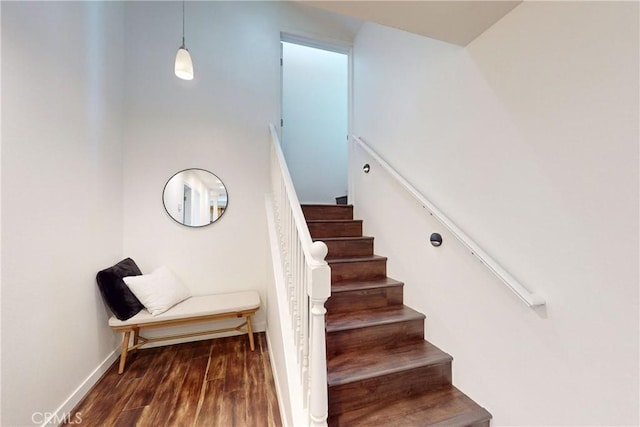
[64,333,282,427]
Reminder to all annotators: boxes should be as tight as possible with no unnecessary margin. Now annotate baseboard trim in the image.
[42,348,119,427]
[266,330,292,427]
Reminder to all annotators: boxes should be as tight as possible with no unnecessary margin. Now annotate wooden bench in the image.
[108,290,260,374]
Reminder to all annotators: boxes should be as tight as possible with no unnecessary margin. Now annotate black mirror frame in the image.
[162,168,229,228]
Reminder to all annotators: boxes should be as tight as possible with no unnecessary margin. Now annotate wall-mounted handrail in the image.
[351,135,545,308]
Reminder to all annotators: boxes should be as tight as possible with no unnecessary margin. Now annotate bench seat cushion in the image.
[108,290,260,328]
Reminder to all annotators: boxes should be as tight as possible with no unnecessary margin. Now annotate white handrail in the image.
[351,135,545,308]
[269,124,331,426]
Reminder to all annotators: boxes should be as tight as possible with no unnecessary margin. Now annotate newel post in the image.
[308,241,331,427]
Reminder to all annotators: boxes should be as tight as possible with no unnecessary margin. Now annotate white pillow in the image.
[123,266,191,316]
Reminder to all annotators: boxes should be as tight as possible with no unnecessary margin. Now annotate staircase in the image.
[302,204,492,427]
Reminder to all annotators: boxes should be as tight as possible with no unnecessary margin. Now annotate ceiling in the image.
[304,1,522,46]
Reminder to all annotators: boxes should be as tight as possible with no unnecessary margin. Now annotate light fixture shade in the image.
[175,47,194,80]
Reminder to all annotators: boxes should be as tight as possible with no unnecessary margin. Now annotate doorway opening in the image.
[280,36,350,205]
[183,184,192,226]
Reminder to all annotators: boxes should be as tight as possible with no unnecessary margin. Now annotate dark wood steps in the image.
[308,220,363,238]
[326,305,426,333]
[303,204,354,220]
[328,340,452,387]
[314,236,374,258]
[327,255,387,283]
[326,306,425,357]
[328,385,492,427]
[300,204,491,426]
[329,367,452,418]
[326,278,404,313]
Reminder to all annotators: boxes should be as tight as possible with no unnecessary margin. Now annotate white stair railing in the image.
[268,124,331,426]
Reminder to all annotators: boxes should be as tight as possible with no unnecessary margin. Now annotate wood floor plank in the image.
[261,337,283,427]
[247,387,275,427]
[226,389,246,427]
[69,377,142,426]
[142,346,196,426]
[124,345,179,410]
[223,337,246,392]
[207,336,228,381]
[246,338,269,427]
[189,338,214,359]
[112,406,145,427]
[195,379,225,427]
[164,354,210,427]
[65,333,281,427]
[122,346,163,380]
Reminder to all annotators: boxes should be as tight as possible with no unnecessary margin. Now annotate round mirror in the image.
[162,169,228,227]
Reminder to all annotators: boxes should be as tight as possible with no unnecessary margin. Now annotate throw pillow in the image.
[96,258,145,320]
[123,266,191,316]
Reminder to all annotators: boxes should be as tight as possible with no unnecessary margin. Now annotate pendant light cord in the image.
[182,0,186,48]
[175,0,193,80]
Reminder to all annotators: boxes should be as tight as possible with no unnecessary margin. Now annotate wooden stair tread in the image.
[329,385,492,426]
[302,204,354,208]
[326,305,425,332]
[328,340,452,386]
[317,236,375,258]
[314,236,374,243]
[327,277,404,314]
[326,255,387,264]
[302,204,354,220]
[331,277,403,293]
[329,255,387,283]
[307,219,364,238]
[307,219,362,224]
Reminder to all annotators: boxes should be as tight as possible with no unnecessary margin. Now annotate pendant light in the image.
[175,0,194,80]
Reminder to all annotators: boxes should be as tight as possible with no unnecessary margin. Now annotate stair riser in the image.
[302,205,353,221]
[326,287,403,314]
[330,259,386,283]
[328,362,452,416]
[327,319,424,358]
[322,238,374,258]
[308,221,362,238]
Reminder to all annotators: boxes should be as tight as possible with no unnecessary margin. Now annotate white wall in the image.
[120,1,359,421]
[0,2,359,424]
[1,2,125,425]
[122,0,359,334]
[352,2,639,425]
[282,42,348,204]
[0,3,4,420]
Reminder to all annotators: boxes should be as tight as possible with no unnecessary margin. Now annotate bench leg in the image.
[132,328,140,354]
[247,315,255,351]
[118,330,131,374]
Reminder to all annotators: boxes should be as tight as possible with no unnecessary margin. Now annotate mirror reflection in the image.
[163,169,228,227]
